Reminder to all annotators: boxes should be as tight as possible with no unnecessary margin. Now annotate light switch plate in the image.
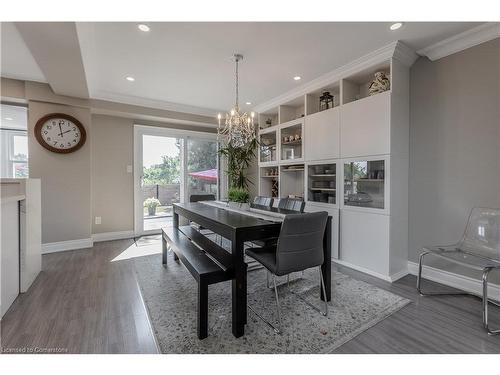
[126,165,133,173]
[95,216,101,225]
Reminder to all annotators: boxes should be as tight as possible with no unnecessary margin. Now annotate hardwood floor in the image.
[1,238,499,353]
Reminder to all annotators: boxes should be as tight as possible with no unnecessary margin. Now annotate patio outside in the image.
[142,136,218,231]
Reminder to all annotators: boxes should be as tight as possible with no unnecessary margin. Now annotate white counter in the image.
[1,179,41,298]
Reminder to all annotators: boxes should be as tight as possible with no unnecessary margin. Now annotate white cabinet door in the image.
[340,209,390,277]
[304,203,339,260]
[305,107,340,161]
[340,91,390,158]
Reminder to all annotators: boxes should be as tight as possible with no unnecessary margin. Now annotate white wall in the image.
[409,38,500,279]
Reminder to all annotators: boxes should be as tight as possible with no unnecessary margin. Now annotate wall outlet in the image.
[126,165,133,173]
[95,216,102,225]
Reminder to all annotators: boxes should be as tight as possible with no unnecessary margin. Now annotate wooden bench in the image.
[162,226,233,339]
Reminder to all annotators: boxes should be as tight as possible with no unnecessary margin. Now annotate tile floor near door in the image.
[1,237,500,354]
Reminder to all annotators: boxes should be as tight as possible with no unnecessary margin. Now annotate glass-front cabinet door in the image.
[259,131,277,163]
[307,163,336,205]
[344,159,385,209]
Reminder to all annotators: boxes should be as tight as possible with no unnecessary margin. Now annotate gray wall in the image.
[409,38,500,278]
[28,101,92,243]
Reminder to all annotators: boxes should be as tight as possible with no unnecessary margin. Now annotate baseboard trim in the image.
[408,261,500,302]
[42,238,94,254]
[92,230,135,242]
[333,259,408,283]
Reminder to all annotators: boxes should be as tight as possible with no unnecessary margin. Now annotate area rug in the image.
[133,252,410,354]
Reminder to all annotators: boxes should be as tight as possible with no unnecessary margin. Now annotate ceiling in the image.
[1,22,483,115]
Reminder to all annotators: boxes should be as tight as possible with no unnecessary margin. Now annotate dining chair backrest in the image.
[253,196,274,208]
[459,207,500,261]
[190,194,216,203]
[277,197,305,213]
[274,211,328,276]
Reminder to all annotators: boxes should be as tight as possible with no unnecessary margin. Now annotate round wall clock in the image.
[34,113,87,154]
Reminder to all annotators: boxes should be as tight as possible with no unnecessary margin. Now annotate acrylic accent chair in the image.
[417,207,500,335]
[246,211,329,334]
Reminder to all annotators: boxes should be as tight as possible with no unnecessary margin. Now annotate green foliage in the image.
[228,187,249,203]
[143,139,218,187]
[218,137,258,189]
[143,197,161,209]
[143,155,181,185]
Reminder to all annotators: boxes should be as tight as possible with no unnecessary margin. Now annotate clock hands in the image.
[59,129,73,136]
[58,123,64,137]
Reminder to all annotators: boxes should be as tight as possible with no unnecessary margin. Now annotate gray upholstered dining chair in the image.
[252,196,274,208]
[417,207,500,335]
[246,211,329,334]
[277,197,306,212]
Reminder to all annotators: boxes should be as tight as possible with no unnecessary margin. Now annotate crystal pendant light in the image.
[217,54,255,148]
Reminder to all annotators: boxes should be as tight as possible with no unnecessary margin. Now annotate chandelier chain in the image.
[235,56,239,109]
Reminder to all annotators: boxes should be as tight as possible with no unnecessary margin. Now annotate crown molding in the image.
[91,90,221,118]
[254,41,415,114]
[417,22,500,61]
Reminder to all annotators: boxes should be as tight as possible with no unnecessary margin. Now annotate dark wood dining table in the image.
[172,202,332,338]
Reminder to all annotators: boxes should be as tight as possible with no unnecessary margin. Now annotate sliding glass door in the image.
[134,125,218,235]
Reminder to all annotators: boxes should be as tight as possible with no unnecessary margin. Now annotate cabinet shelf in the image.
[310,174,336,177]
[281,140,302,146]
[261,175,279,178]
[309,188,336,192]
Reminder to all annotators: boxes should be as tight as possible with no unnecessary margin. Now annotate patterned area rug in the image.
[133,251,410,354]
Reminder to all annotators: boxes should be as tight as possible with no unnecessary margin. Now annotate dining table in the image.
[172,201,332,338]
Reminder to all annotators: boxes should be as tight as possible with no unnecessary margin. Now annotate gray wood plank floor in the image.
[1,238,499,353]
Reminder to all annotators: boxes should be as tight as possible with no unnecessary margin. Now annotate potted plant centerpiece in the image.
[218,137,257,211]
[144,197,161,216]
[227,187,250,210]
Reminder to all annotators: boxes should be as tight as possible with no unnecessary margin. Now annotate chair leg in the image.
[273,275,282,334]
[318,266,328,316]
[417,252,472,297]
[482,267,500,335]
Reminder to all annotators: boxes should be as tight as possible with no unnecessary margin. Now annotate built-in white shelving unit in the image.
[255,41,417,281]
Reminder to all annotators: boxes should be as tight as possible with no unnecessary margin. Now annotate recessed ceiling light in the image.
[126,76,135,82]
[4,117,13,121]
[293,76,301,81]
[390,22,403,31]
[138,24,150,32]
[245,102,252,105]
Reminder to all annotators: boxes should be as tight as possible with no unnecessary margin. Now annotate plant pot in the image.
[148,207,157,216]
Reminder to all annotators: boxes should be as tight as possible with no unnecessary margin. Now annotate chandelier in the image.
[217,54,255,148]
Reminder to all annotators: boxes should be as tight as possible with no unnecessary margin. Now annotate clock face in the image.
[35,114,86,154]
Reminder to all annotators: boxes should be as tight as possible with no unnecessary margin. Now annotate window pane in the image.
[187,138,218,201]
[13,162,29,178]
[1,104,29,178]
[12,135,29,160]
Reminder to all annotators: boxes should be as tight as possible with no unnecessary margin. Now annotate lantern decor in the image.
[319,91,334,112]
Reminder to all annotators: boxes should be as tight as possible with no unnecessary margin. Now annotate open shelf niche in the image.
[280,164,304,200]
[279,96,305,124]
[305,82,340,116]
[341,61,391,105]
[258,107,278,130]
[259,166,279,198]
